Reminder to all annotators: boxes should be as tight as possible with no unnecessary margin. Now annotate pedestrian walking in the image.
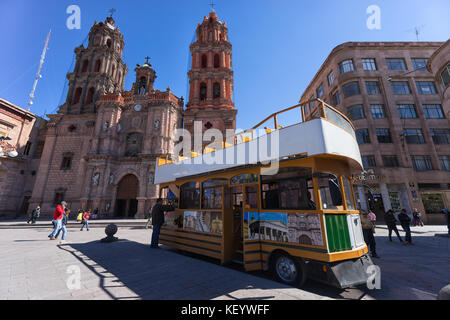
[384,209,403,243]
[360,210,380,258]
[49,201,67,240]
[27,206,41,224]
[145,208,153,229]
[76,209,83,223]
[150,199,175,248]
[398,209,413,245]
[54,209,70,243]
[412,208,424,227]
[80,209,91,231]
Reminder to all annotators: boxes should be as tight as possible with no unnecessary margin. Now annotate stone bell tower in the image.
[184,11,237,143]
[62,16,128,114]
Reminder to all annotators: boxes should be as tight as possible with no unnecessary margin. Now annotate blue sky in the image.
[0,0,449,130]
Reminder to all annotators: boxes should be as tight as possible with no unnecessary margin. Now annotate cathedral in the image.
[28,11,237,218]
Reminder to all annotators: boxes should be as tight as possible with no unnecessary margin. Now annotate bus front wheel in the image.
[271,252,307,287]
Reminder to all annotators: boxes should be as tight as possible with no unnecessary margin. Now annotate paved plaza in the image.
[0,221,449,300]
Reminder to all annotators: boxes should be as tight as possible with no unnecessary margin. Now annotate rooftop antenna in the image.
[405,25,426,41]
[27,29,51,112]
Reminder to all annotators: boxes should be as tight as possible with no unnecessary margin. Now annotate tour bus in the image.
[154,99,374,288]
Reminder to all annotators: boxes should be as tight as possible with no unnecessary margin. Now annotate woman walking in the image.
[80,209,91,231]
[412,208,424,227]
[384,210,403,243]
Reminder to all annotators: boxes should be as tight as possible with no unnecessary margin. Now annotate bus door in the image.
[243,185,263,271]
[230,186,244,262]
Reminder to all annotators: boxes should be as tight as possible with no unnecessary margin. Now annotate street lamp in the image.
[387,65,427,81]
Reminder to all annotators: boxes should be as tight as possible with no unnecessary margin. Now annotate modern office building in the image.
[301,41,450,224]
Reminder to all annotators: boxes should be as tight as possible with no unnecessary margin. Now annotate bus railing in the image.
[158,99,355,166]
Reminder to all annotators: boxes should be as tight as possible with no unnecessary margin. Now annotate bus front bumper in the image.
[306,254,375,289]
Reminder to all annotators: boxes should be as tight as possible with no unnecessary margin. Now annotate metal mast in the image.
[27,30,51,112]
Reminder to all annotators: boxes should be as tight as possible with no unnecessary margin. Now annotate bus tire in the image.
[270,252,307,287]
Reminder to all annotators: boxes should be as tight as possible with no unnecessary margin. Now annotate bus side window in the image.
[317,173,343,210]
[180,182,200,209]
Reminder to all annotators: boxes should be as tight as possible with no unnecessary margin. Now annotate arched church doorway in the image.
[115,174,139,218]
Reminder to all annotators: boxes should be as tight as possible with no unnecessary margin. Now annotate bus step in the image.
[232,259,244,265]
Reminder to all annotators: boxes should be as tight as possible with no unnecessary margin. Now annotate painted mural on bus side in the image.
[244,212,323,246]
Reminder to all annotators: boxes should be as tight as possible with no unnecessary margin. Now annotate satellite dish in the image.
[8,151,18,158]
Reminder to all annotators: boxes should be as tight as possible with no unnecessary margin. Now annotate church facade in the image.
[28,12,237,218]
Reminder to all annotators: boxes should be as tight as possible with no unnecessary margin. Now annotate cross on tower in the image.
[145,56,151,64]
[209,1,216,12]
[109,8,116,17]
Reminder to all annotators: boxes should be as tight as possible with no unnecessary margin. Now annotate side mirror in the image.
[329,179,343,206]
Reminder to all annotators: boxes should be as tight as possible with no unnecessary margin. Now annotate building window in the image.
[200,83,207,100]
[416,81,437,95]
[440,64,450,88]
[332,91,340,105]
[316,83,324,98]
[86,87,95,104]
[412,58,428,71]
[23,142,32,156]
[356,129,371,144]
[376,129,392,143]
[386,58,407,71]
[94,59,101,72]
[214,54,220,68]
[347,105,365,120]
[213,82,220,99]
[362,155,376,168]
[61,153,74,170]
[411,156,433,171]
[382,156,399,168]
[81,60,89,73]
[73,87,82,104]
[362,58,377,71]
[339,60,354,74]
[365,81,381,94]
[201,54,207,68]
[391,81,411,95]
[423,104,444,119]
[370,105,385,119]
[397,104,417,119]
[53,191,66,206]
[403,129,425,144]
[343,81,360,98]
[439,156,450,171]
[431,129,450,144]
[328,71,335,86]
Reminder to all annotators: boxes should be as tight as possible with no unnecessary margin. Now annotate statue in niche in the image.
[148,173,154,184]
[103,121,110,131]
[117,123,122,133]
[109,173,114,185]
[93,173,100,186]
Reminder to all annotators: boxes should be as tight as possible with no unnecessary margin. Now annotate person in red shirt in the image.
[80,209,91,231]
[49,201,67,240]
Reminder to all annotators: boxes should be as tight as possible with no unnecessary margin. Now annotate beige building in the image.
[0,98,46,218]
[301,41,450,224]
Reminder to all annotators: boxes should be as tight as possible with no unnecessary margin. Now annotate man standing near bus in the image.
[150,199,175,249]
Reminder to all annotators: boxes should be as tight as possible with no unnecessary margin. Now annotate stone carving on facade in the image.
[109,173,115,185]
[92,172,100,186]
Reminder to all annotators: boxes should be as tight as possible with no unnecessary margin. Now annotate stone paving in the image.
[0,222,449,300]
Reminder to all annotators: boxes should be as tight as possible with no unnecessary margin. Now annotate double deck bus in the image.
[154,99,374,288]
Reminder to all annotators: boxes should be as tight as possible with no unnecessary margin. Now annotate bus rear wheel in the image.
[271,252,307,287]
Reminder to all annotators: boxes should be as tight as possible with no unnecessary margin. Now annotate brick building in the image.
[0,98,46,218]
[301,41,450,224]
[26,12,236,218]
